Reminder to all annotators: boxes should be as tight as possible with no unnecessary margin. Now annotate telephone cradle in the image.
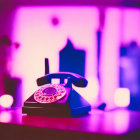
[22,72,91,117]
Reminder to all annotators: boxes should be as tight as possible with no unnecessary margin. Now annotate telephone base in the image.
[22,89,91,117]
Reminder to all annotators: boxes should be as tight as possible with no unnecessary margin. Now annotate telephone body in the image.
[22,72,91,117]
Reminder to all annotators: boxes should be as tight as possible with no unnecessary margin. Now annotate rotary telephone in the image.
[22,65,91,117]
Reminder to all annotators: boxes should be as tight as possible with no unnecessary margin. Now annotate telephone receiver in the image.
[37,72,88,88]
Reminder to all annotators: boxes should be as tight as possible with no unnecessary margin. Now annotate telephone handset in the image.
[37,72,88,87]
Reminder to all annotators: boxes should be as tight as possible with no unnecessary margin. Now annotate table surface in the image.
[0,108,140,140]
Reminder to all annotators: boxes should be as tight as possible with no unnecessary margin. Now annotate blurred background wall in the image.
[1,0,140,109]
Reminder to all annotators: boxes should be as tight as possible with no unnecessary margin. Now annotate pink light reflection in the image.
[0,111,12,123]
[114,110,130,134]
[87,109,129,134]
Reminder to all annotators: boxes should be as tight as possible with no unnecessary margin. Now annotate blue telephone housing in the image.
[22,62,91,117]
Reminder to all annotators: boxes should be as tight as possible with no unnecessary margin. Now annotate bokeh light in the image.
[0,94,14,108]
[114,88,130,107]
